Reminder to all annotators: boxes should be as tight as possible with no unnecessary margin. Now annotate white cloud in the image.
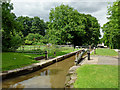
[11,0,116,2]
[11,0,115,38]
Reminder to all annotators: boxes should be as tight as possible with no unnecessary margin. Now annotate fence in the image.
[15,45,49,54]
[14,45,74,54]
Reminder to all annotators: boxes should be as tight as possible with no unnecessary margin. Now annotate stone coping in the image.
[1,49,82,80]
[65,53,88,88]
[65,50,119,88]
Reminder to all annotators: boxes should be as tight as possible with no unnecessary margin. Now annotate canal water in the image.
[2,55,75,88]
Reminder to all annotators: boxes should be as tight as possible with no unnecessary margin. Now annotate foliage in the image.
[17,16,33,37]
[25,33,43,45]
[91,48,118,56]
[47,4,100,47]
[83,14,101,46]
[2,1,23,51]
[102,0,120,49]
[74,65,118,88]
[99,38,104,44]
[31,16,46,36]
[17,16,47,37]
[1,2,101,50]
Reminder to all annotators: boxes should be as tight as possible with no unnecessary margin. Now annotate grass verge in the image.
[2,52,39,71]
[91,48,118,56]
[2,47,79,71]
[74,64,118,88]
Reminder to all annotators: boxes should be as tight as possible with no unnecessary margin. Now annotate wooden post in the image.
[87,50,90,60]
[54,52,56,56]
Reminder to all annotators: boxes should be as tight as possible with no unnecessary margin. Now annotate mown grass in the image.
[74,64,118,88]
[2,52,39,71]
[24,47,78,58]
[2,46,79,71]
[91,48,118,56]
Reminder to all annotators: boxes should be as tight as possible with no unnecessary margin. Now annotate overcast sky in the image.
[11,0,116,37]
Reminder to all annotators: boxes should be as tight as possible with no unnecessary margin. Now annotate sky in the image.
[11,0,116,38]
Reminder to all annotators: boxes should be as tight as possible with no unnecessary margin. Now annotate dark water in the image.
[2,55,75,88]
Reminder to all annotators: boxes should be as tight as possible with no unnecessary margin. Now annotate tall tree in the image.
[31,16,46,36]
[102,0,120,49]
[2,1,23,51]
[47,4,100,47]
[48,4,86,45]
[17,16,33,37]
[84,14,100,46]
[17,16,47,37]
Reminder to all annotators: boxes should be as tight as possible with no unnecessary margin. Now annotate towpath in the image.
[83,52,119,65]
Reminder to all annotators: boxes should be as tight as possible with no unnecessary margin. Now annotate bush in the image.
[25,40,33,45]
[25,33,44,45]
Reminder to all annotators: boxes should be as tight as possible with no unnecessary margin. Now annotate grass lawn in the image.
[74,64,118,88]
[24,47,78,58]
[91,48,118,56]
[2,52,39,71]
[2,47,79,71]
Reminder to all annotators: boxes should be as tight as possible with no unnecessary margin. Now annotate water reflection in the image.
[40,69,50,76]
[2,55,75,88]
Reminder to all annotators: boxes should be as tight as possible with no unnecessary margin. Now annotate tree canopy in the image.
[1,1,47,51]
[47,4,100,47]
[25,33,44,45]
[17,16,47,37]
[2,1,23,51]
[1,2,101,51]
[102,0,120,49]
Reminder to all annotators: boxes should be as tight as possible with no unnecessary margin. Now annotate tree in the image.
[31,16,46,36]
[17,16,33,37]
[47,4,100,47]
[102,0,120,49]
[2,1,23,51]
[48,4,86,46]
[25,33,43,45]
[84,14,100,46]
[17,16,47,37]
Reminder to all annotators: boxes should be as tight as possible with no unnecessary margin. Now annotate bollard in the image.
[87,50,90,60]
[54,52,56,56]
[45,51,48,60]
